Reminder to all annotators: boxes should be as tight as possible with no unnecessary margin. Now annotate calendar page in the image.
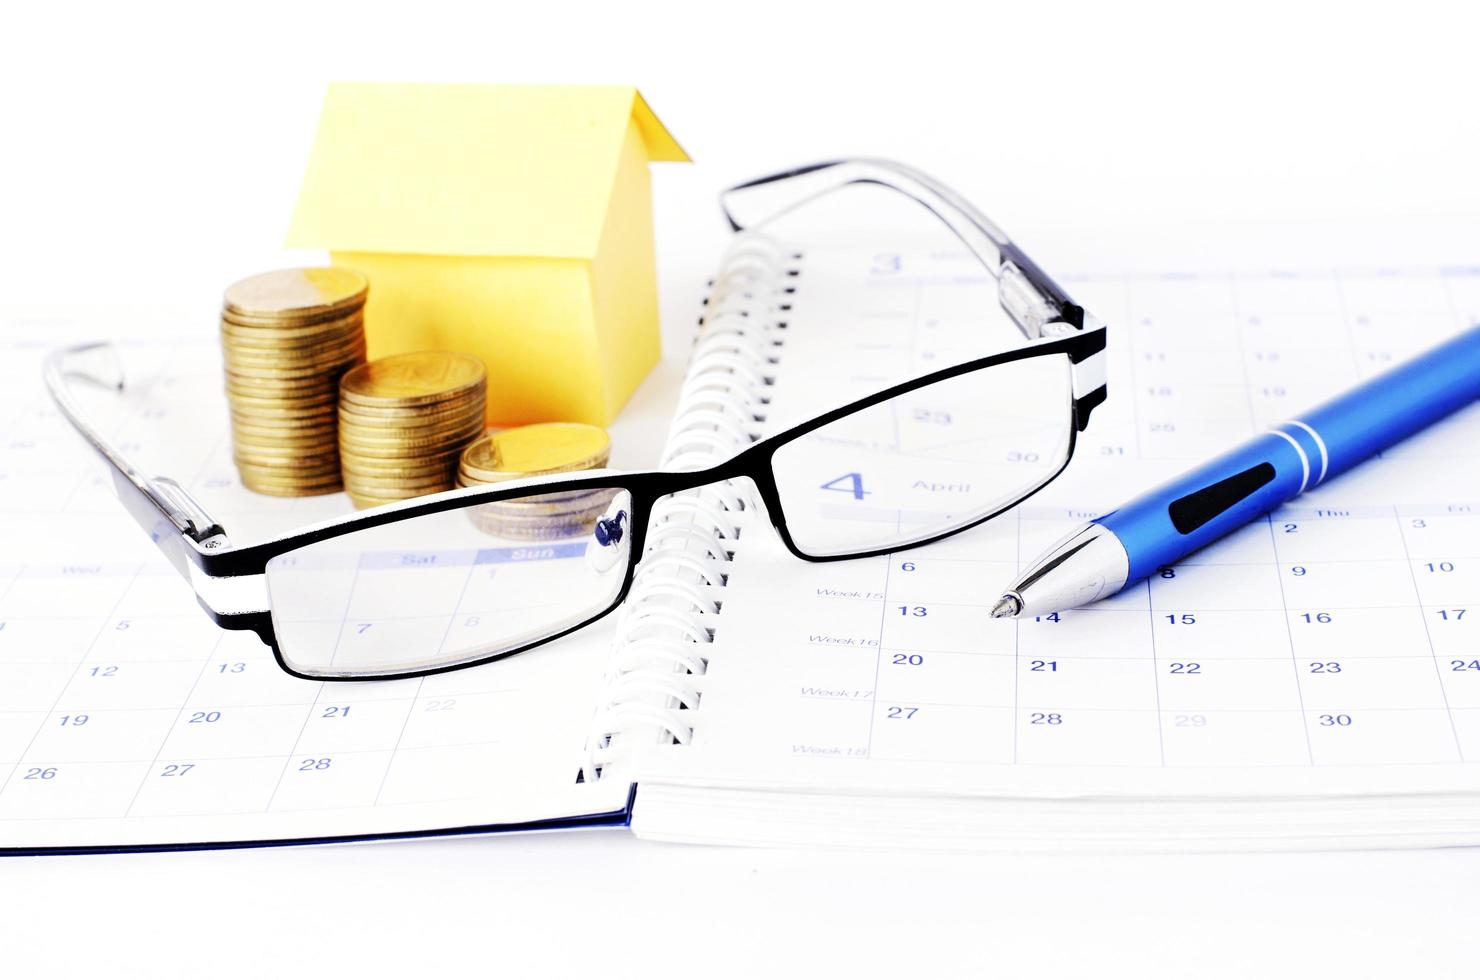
[635,245,1480,803]
[0,314,629,851]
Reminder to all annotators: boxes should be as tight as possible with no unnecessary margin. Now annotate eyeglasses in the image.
[45,158,1107,681]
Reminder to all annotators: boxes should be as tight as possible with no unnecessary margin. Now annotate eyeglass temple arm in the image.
[43,343,230,577]
[719,158,1090,337]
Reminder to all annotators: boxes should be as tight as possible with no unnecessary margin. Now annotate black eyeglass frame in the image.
[44,158,1108,682]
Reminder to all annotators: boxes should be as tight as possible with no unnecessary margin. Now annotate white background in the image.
[3,1,1480,976]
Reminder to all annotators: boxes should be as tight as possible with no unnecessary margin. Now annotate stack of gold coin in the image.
[222,267,368,496]
[457,423,617,539]
[338,352,488,508]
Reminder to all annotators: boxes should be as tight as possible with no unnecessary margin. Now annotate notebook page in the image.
[633,245,1480,802]
[0,315,628,850]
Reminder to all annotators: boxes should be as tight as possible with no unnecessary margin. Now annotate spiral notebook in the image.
[616,233,1480,852]
[5,211,1480,852]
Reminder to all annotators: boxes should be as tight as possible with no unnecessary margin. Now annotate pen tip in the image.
[990,595,1022,619]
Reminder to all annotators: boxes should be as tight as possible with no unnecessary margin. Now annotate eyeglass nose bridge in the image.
[636,464,773,546]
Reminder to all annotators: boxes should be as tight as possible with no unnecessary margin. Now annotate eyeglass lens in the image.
[769,354,1075,556]
[264,488,634,677]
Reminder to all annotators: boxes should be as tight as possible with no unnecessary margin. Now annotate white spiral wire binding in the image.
[579,231,794,783]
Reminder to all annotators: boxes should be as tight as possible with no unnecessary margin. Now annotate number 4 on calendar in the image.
[820,472,869,500]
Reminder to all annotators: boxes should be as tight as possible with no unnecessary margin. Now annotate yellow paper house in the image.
[286,83,688,425]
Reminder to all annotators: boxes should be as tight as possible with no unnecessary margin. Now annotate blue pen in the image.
[990,322,1480,620]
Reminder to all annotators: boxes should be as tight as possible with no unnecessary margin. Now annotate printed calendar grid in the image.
[794,505,1480,771]
[739,256,1480,773]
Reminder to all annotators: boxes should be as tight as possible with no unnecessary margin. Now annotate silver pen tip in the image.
[990,595,1022,619]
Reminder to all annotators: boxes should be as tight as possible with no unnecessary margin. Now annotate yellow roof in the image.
[286,83,689,260]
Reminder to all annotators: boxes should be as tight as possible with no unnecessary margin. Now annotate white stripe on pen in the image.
[1269,429,1310,493]
[1281,419,1329,485]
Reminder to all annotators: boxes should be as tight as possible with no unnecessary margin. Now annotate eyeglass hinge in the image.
[997,261,1063,338]
[153,477,230,547]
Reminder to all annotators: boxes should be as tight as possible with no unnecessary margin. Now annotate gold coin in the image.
[340,457,455,478]
[229,409,338,428]
[222,304,363,329]
[236,446,339,462]
[226,383,342,404]
[341,463,456,484]
[340,457,457,478]
[234,432,339,453]
[339,422,484,454]
[456,471,605,500]
[233,420,337,435]
[223,267,368,323]
[459,423,611,483]
[232,422,336,437]
[228,391,340,411]
[233,443,340,461]
[225,360,362,385]
[236,462,344,482]
[337,408,484,439]
[347,491,429,510]
[231,413,339,434]
[343,475,455,496]
[228,389,340,409]
[241,478,344,498]
[343,470,459,491]
[224,361,349,384]
[243,481,343,499]
[334,387,479,414]
[224,354,363,380]
[220,309,364,339]
[467,508,610,541]
[222,334,365,367]
[342,465,460,486]
[457,459,609,485]
[341,444,480,467]
[340,443,479,465]
[233,429,338,448]
[473,503,612,526]
[220,304,363,330]
[340,432,480,454]
[338,414,483,437]
[337,402,484,430]
[229,377,344,398]
[340,352,486,408]
[231,396,338,413]
[235,440,339,458]
[235,459,342,478]
[337,388,484,417]
[473,485,615,506]
[226,368,344,389]
[339,431,483,455]
[237,463,344,483]
[226,365,362,391]
[240,477,345,493]
[473,489,618,518]
[222,309,359,330]
[340,436,470,460]
[220,327,365,358]
[338,426,479,450]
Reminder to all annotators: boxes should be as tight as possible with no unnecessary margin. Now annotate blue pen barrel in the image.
[1303,325,1480,480]
[1099,433,1309,582]
[1098,322,1480,585]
